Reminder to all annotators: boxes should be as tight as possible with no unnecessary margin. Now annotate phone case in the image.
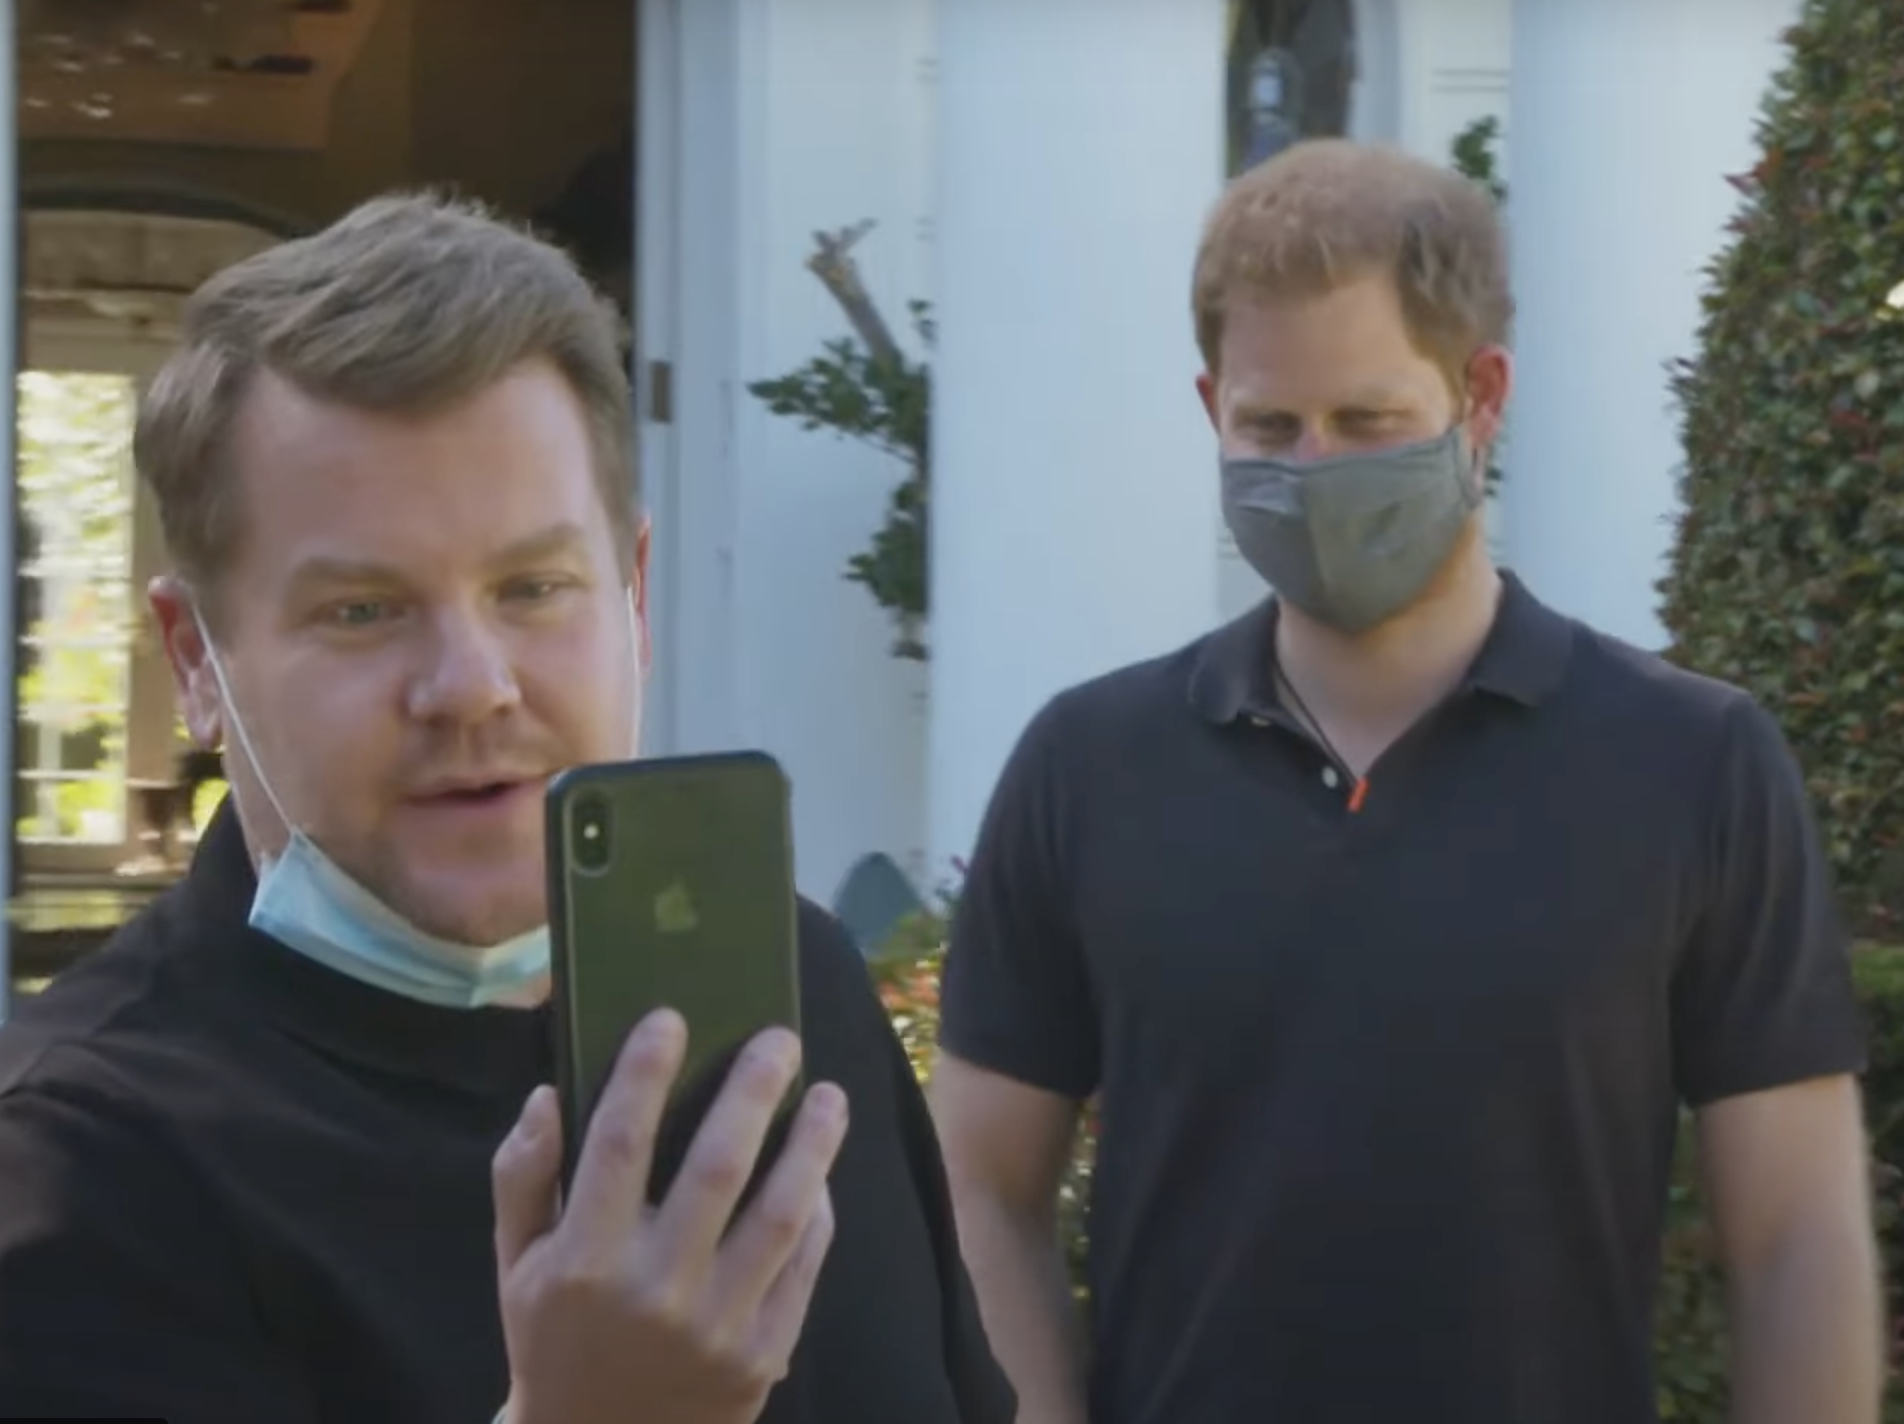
[546,750,803,1198]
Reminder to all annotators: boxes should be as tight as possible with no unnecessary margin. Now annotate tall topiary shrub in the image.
[1658,0,1904,935]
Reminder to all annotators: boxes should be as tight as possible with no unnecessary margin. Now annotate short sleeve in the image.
[1671,696,1868,1108]
[937,697,1100,1100]
[0,1073,318,1424]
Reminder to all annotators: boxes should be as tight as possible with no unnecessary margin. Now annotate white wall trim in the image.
[648,0,755,756]
[635,0,683,755]
[1349,0,1404,144]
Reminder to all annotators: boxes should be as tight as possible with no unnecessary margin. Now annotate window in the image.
[14,323,184,880]
[1226,0,1358,176]
[16,370,136,848]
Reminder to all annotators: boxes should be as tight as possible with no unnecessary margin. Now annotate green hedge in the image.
[881,935,1904,1420]
[1657,0,1904,937]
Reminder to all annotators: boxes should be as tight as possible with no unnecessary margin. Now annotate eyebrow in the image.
[283,520,595,595]
[1337,388,1412,409]
[1235,389,1411,422]
[482,521,594,570]
[1232,403,1296,425]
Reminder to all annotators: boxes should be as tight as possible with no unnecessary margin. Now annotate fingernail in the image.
[638,1008,687,1048]
[755,1026,801,1074]
[529,1083,557,1120]
[811,1081,849,1129]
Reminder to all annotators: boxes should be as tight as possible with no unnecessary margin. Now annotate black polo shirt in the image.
[0,804,1014,1424]
[939,572,1866,1424]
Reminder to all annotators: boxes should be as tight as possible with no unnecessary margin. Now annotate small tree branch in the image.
[805,220,903,365]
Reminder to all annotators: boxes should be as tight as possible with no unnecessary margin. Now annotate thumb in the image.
[493,1085,563,1272]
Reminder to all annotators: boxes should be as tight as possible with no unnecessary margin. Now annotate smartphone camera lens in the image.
[572,794,612,873]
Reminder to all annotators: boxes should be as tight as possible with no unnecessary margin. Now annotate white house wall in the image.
[1503,0,1803,649]
[926,0,1231,882]
[648,0,937,904]
[1392,0,1512,166]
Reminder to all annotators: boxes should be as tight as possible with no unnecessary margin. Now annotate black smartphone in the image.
[547,750,803,1205]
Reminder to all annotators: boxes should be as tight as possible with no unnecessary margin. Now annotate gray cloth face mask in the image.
[1220,425,1484,634]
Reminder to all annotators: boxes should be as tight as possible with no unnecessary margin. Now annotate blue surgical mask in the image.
[249,830,551,1008]
[194,600,641,1010]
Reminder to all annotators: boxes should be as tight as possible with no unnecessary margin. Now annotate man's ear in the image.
[1460,344,1514,452]
[1196,370,1221,434]
[148,575,223,750]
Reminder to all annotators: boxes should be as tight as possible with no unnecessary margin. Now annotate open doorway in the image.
[17,208,279,895]
[7,0,638,993]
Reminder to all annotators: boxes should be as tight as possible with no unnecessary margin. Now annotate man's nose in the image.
[1291,427,1340,462]
[406,614,522,724]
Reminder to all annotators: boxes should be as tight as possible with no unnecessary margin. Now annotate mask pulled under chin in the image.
[250,829,551,1009]
[193,592,642,1011]
[1219,424,1483,634]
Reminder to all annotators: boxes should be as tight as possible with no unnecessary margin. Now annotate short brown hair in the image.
[136,190,635,599]
[1191,139,1512,383]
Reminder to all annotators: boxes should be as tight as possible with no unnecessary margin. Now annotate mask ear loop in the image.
[622,589,644,758]
[190,606,297,838]
[1463,424,1489,505]
[1453,356,1495,504]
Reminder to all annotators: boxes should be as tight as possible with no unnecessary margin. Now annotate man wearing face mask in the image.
[928,140,1881,1424]
[0,194,1013,1424]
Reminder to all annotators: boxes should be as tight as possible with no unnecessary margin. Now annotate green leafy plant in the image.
[1451,114,1507,205]
[1657,0,1904,936]
[746,225,932,661]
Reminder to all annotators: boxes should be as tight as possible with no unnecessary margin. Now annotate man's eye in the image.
[1243,419,1300,448]
[503,577,565,603]
[327,600,389,628]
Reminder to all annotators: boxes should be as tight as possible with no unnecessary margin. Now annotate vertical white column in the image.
[0,0,18,1018]
[1503,0,1801,648]
[927,0,1228,877]
[634,0,683,758]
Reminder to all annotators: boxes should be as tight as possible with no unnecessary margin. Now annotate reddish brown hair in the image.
[1192,138,1513,382]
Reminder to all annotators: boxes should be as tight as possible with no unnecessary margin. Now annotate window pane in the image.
[1226,0,1357,175]
[15,371,137,846]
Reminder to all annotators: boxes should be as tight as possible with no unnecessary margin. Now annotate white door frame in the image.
[1349,0,1404,144]
[635,0,683,756]
[634,0,753,758]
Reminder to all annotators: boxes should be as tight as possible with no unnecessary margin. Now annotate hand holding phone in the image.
[492,1010,850,1424]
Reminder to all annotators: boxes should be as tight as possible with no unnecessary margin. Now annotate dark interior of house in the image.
[8,0,636,995]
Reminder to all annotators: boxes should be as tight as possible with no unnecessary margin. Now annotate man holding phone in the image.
[0,194,1013,1424]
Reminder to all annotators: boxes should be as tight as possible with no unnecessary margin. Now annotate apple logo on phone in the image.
[654,879,699,935]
